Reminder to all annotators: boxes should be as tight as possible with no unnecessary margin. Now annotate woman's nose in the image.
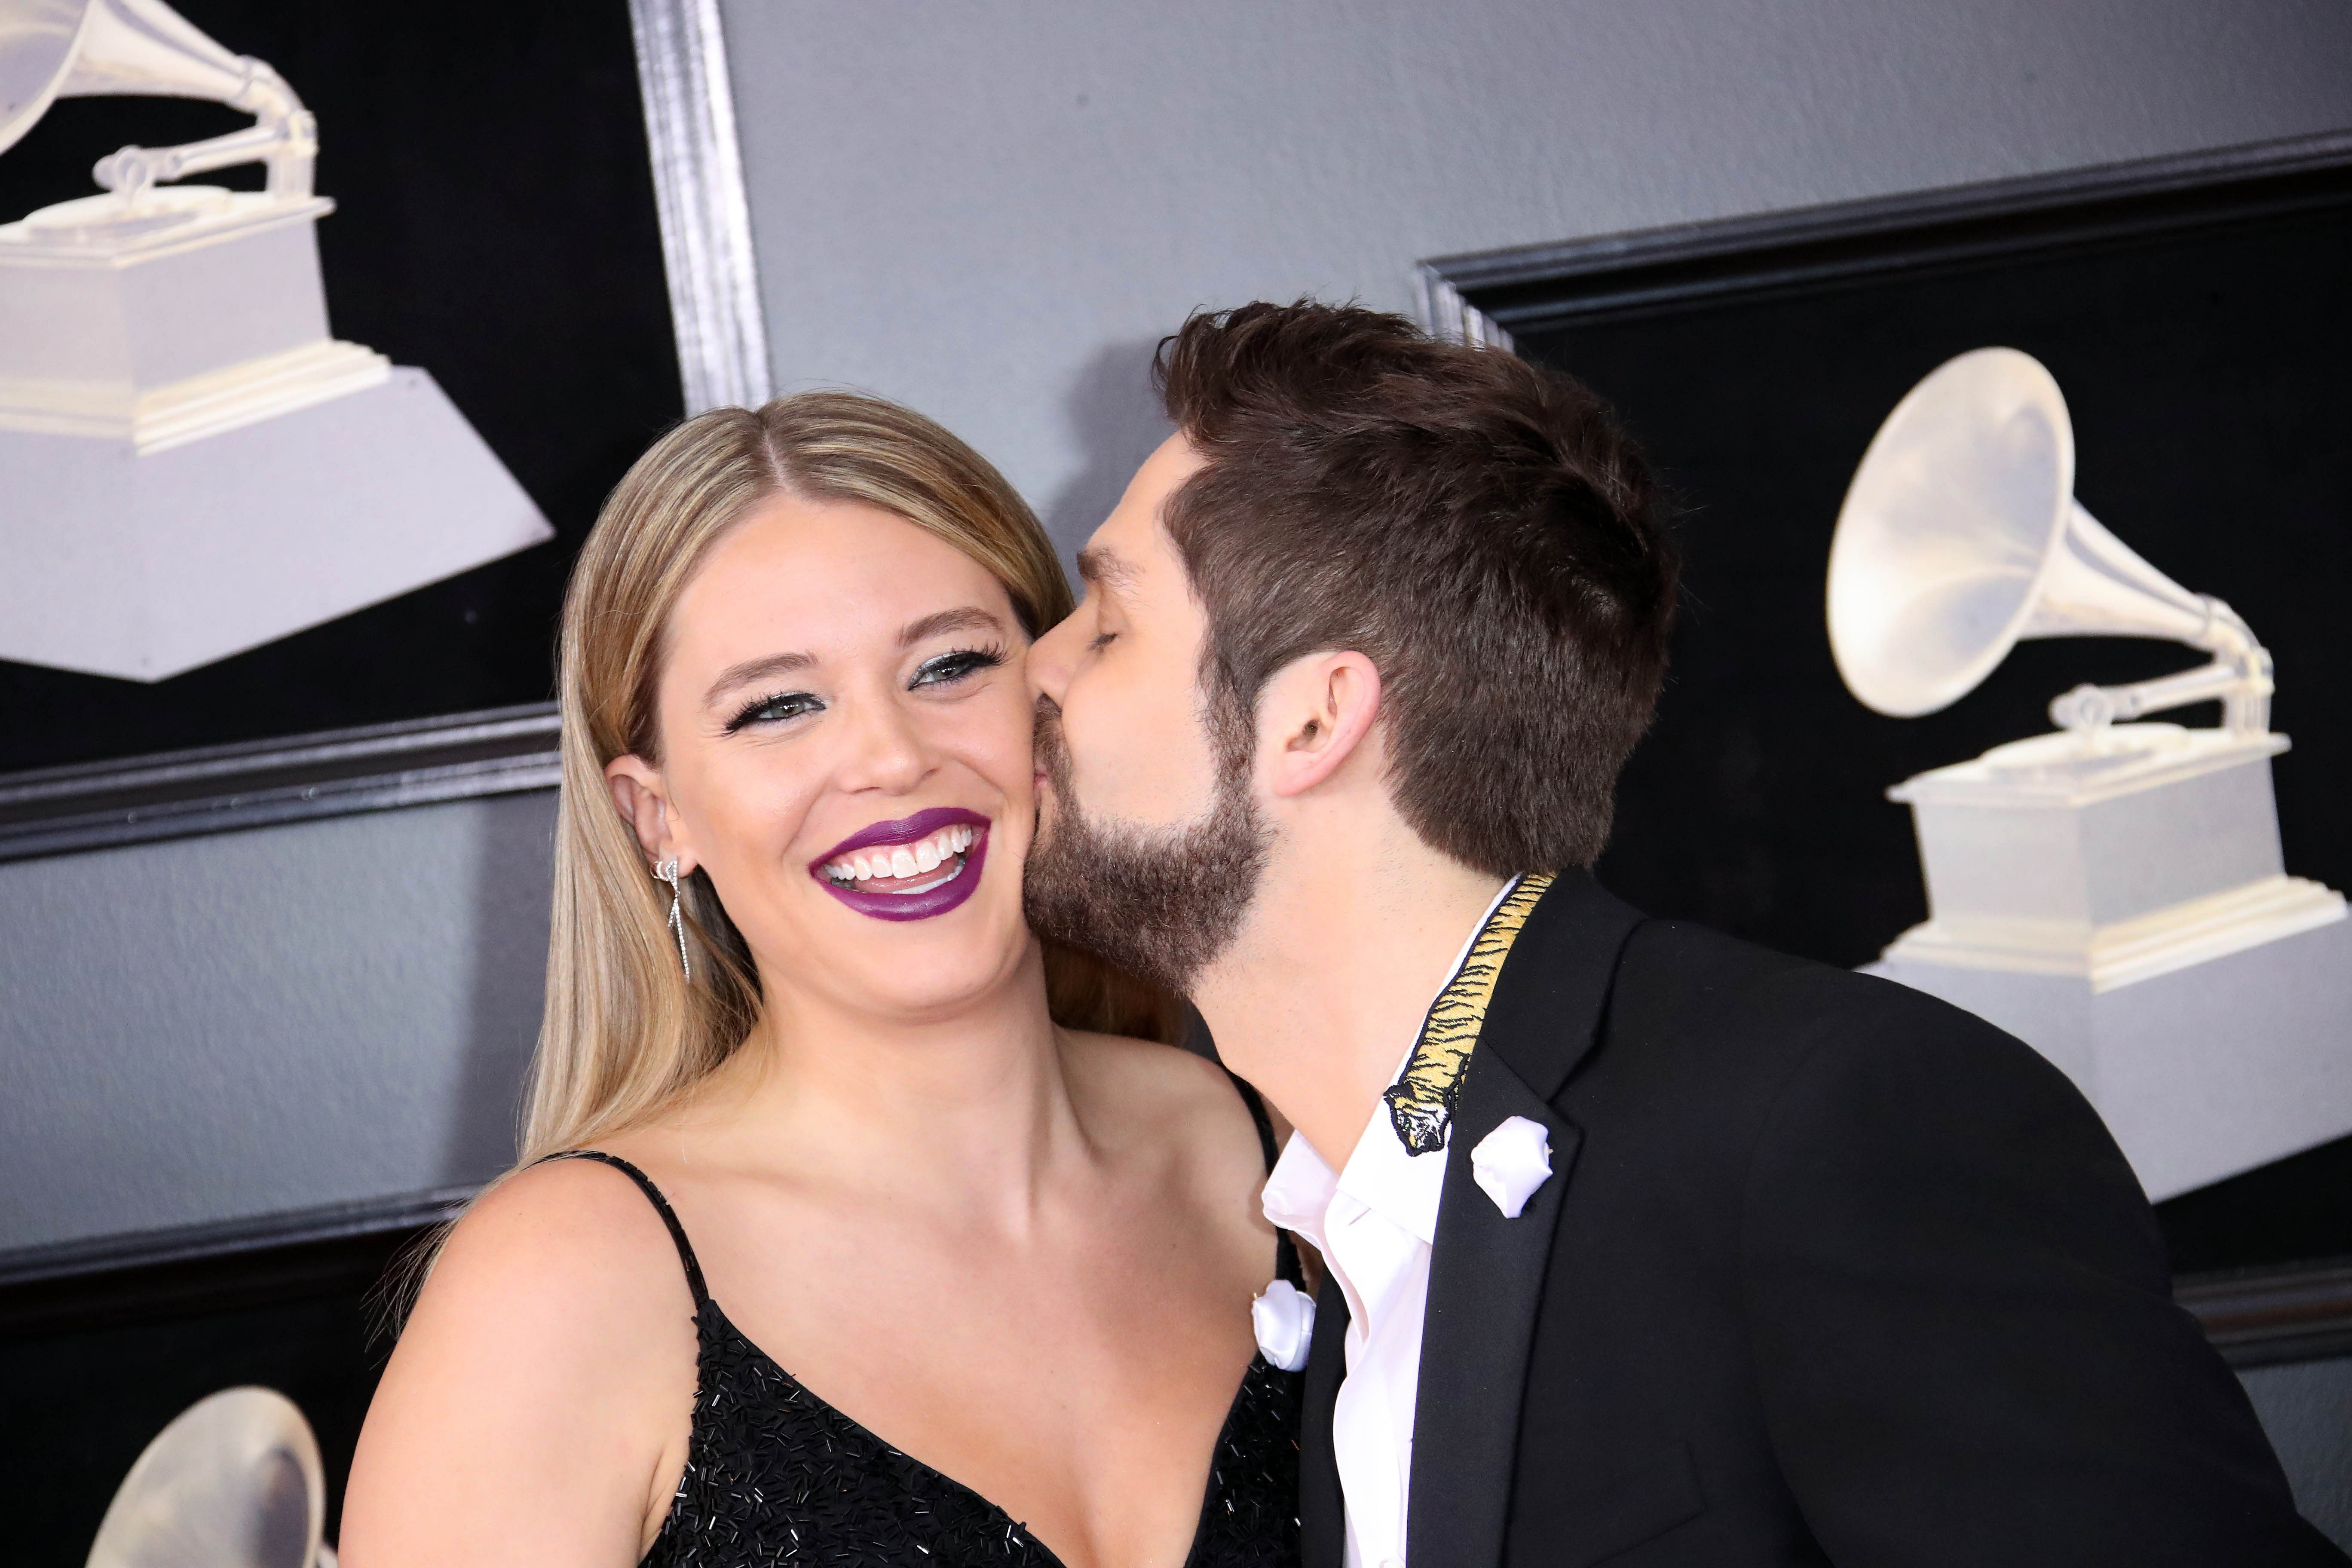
[837,692,930,793]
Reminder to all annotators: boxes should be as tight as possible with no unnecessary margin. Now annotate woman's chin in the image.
[784,897,1037,1020]
[860,958,1030,1022]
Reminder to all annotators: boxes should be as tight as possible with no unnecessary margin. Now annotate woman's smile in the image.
[809,805,992,922]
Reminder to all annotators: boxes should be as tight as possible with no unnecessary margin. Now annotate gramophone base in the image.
[1889,724,2293,935]
[0,337,389,454]
[1870,907,2352,1201]
[1881,873,2345,992]
[0,367,552,681]
[0,188,340,392]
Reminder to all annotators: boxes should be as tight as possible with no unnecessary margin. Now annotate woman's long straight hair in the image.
[525,392,1180,1165]
[380,394,1181,1331]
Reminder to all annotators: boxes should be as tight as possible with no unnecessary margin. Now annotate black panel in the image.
[2162,1138,2352,1278]
[0,0,682,774]
[1,1222,433,1568]
[1511,201,2349,970]
[1448,144,2352,1273]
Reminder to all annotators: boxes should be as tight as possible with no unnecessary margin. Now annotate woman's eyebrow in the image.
[899,607,1005,647]
[704,649,815,707]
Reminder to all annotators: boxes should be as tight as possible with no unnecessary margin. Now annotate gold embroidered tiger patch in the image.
[1382,872,1552,1155]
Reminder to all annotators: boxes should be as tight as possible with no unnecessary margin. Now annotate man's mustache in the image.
[1031,694,1077,830]
[1032,693,1072,778]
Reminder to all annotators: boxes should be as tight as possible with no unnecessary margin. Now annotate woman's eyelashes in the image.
[721,647,1004,734]
[725,689,823,733]
[909,645,1006,689]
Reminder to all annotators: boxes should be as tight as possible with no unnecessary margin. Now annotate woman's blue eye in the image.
[726,692,822,732]
[911,646,1005,688]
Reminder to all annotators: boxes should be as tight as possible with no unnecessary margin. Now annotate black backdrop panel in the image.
[9,1295,383,1564]
[0,1221,426,1568]
[0,0,682,775]
[1508,202,2349,971]
[1439,141,2352,1271]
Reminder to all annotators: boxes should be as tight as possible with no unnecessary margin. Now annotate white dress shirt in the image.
[1259,879,1518,1568]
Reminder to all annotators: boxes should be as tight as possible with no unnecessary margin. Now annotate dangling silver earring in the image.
[657,856,692,981]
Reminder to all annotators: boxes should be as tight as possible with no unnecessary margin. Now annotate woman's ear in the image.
[1265,651,1382,800]
[605,754,695,873]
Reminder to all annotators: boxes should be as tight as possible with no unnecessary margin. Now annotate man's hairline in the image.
[1148,448,1398,741]
[1147,428,1475,880]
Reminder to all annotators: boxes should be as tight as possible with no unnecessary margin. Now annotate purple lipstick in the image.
[809,805,991,922]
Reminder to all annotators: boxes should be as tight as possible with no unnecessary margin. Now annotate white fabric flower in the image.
[1470,1114,1554,1218]
[1251,1278,1316,1371]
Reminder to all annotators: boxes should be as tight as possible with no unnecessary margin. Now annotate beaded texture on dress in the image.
[643,1294,1304,1568]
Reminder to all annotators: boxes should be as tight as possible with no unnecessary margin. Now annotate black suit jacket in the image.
[1298,871,2341,1568]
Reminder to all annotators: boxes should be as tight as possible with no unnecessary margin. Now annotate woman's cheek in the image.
[985,693,1043,802]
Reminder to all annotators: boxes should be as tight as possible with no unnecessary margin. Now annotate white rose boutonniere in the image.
[1470,1115,1554,1219]
[1251,1278,1315,1371]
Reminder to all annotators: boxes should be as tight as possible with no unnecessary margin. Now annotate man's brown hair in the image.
[1155,300,1678,873]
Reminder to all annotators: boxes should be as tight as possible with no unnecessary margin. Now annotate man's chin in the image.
[1020,785,1269,997]
[1026,691,1268,991]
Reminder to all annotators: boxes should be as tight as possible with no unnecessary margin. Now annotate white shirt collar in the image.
[1261,876,1521,1250]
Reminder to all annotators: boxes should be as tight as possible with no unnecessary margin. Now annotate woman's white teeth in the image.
[827,824,974,886]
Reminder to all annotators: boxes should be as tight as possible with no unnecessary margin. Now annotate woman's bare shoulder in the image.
[434,1156,689,1307]
[343,1155,697,1563]
[388,1155,698,1409]
[1064,1031,1274,1183]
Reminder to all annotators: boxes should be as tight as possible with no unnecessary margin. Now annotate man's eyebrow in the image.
[704,649,814,708]
[899,606,1007,647]
[1075,546,1137,594]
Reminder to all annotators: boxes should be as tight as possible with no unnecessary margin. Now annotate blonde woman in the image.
[341,395,1303,1568]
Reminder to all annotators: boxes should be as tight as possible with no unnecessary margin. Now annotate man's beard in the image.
[1023,695,1269,996]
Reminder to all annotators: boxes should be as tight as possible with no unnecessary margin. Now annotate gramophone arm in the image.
[89,55,316,199]
[2048,596,2274,736]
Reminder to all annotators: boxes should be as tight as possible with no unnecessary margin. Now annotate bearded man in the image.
[1023,300,2339,1568]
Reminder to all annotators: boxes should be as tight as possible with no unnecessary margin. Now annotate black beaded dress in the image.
[545,1085,1304,1568]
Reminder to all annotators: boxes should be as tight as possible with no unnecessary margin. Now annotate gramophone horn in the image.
[1826,346,2269,733]
[85,1386,326,1568]
[0,0,312,195]
[0,0,89,155]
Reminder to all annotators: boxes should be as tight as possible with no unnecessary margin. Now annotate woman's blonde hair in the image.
[524,392,1179,1163]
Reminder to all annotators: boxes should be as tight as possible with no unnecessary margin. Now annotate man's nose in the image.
[1029,615,1075,702]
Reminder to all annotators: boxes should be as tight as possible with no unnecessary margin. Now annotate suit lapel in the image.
[1406,872,1643,1568]
[1406,1051,1580,1568]
[1479,870,1648,1102]
[1300,1274,1351,1568]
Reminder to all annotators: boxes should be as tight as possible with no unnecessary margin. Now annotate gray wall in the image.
[7,0,2352,1250]
[721,0,2352,558]
[0,792,553,1251]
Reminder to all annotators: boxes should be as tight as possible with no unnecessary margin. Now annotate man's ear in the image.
[1263,651,1382,800]
[605,753,697,873]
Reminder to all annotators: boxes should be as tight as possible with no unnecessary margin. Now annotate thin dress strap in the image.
[1229,1070,1280,1170]
[1224,1071,1303,1288]
[535,1148,710,1308]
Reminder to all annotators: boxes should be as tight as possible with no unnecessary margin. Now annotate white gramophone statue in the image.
[86,1386,334,1567]
[0,0,551,681]
[1829,346,2350,1200]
